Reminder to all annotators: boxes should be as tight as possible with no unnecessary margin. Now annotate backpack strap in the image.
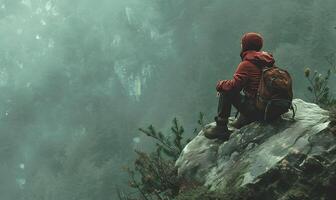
[290,103,297,120]
[235,110,239,119]
[264,101,272,121]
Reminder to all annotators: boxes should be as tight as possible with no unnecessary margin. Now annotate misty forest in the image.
[0,0,336,200]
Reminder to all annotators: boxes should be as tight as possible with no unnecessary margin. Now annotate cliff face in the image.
[176,99,336,199]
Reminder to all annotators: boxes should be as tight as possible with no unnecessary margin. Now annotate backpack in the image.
[256,66,295,121]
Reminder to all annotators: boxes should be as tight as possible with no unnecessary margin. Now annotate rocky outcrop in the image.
[176,99,336,199]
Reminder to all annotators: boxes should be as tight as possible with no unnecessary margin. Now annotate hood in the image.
[241,32,263,52]
[241,50,275,68]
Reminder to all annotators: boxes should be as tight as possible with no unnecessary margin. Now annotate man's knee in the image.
[220,90,240,97]
[218,91,242,111]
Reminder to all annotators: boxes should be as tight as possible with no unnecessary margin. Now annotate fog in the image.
[0,0,335,199]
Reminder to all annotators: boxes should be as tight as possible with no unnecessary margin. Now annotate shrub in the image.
[119,114,206,200]
[304,68,336,107]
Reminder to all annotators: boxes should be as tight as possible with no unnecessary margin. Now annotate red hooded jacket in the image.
[216,33,275,97]
[216,51,275,97]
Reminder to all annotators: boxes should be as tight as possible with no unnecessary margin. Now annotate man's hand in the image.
[216,80,225,92]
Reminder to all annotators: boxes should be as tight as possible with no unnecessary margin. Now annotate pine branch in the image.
[139,126,177,157]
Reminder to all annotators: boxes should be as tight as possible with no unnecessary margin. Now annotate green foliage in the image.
[121,115,205,200]
[325,53,336,72]
[304,67,336,107]
[122,118,187,200]
[193,112,206,134]
[138,118,188,160]
[125,151,179,199]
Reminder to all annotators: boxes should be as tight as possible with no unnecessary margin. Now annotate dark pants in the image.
[215,90,263,125]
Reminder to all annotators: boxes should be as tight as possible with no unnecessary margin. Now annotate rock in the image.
[175,99,336,199]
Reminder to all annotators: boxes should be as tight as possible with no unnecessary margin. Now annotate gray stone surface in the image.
[175,99,333,191]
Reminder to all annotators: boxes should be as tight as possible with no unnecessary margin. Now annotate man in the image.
[204,32,275,140]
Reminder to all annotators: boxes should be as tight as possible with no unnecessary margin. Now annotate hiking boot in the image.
[203,124,231,140]
[231,114,253,129]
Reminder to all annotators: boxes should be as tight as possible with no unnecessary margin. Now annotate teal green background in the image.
[0,0,335,199]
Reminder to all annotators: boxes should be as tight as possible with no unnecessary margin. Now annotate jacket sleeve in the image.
[216,61,250,92]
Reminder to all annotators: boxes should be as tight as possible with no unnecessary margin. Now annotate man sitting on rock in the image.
[204,32,275,140]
